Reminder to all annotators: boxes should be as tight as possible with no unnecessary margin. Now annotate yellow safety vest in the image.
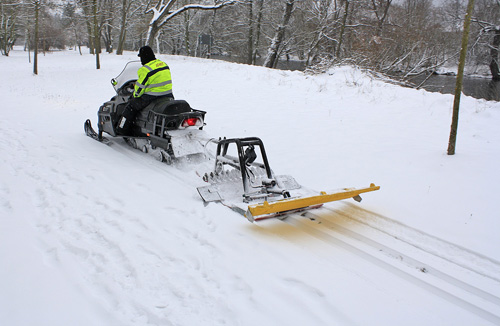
[134,59,173,98]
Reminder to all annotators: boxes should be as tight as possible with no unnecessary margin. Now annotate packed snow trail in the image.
[283,208,500,324]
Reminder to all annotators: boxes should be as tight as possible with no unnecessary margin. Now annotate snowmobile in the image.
[85,61,380,222]
[84,61,207,164]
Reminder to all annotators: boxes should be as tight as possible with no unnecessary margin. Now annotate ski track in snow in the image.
[328,203,500,283]
[281,206,500,324]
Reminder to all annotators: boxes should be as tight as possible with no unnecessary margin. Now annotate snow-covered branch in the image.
[145,0,239,46]
[157,1,239,30]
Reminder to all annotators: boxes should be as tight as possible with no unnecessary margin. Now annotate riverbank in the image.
[205,54,500,101]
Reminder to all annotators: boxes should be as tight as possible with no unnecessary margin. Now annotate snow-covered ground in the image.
[1,48,499,326]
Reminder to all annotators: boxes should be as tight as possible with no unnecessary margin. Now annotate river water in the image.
[407,74,500,102]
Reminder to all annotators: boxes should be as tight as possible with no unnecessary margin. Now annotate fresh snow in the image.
[1,48,499,326]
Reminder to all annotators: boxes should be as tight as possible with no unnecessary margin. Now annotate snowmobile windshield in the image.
[111,61,142,93]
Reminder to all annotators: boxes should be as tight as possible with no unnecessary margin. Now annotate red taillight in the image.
[182,118,199,127]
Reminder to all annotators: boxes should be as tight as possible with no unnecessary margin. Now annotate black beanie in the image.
[138,46,156,65]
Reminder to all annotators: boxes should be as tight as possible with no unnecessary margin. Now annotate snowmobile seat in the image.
[149,99,192,115]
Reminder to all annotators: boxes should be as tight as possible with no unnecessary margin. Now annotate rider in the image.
[116,45,174,135]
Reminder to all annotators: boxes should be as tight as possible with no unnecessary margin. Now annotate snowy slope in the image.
[1,48,499,326]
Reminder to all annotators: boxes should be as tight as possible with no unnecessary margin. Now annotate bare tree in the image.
[251,0,264,64]
[246,0,254,64]
[61,2,86,54]
[489,26,500,80]
[182,4,192,55]
[0,0,492,81]
[369,0,392,40]
[0,0,21,56]
[116,0,129,54]
[116,0,145,54]
[100,0,114,53]
[471,0,500,80]
[263,0,295,68]
[294,0,339,65]
[336,0,349,58]
[144,0,238,50]
[75,0,94,54]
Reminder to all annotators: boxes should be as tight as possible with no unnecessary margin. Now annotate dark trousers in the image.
[117,94,173,135]
[128,94,159,112]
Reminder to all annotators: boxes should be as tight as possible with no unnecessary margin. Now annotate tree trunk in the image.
[246,0,254,65]
[252,0,264,64]
[26,27,31,63]
[372,0,392,37]
[490,28,500,81]
[77,26,82,55]
[116,0,127,55]
[336,0,349,58]
[33,0,40,75]
[79,0,95,54]
[101,0,114,53]
[447,0,474,155]
[103,27,113,53]
[305,0,331,66]
[263,0,294,68]
[184,11,191,56]
[146,21,160,47]
[0,3,18,56]
[93,0,100,69]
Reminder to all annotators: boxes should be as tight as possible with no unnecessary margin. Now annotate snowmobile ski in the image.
[84,119,111,145]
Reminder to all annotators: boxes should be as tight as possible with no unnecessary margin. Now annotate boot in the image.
[116,116,133,135]
[116,106,136,135]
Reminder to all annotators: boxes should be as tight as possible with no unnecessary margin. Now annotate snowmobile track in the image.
[281,209,500,325]
[89,136,210,191]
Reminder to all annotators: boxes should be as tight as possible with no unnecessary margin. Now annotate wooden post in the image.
[447,0,475,155]
[33,0,40,75]
[93,0,100,69]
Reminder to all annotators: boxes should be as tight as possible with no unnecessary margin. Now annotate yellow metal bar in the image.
[245,183,380,221]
